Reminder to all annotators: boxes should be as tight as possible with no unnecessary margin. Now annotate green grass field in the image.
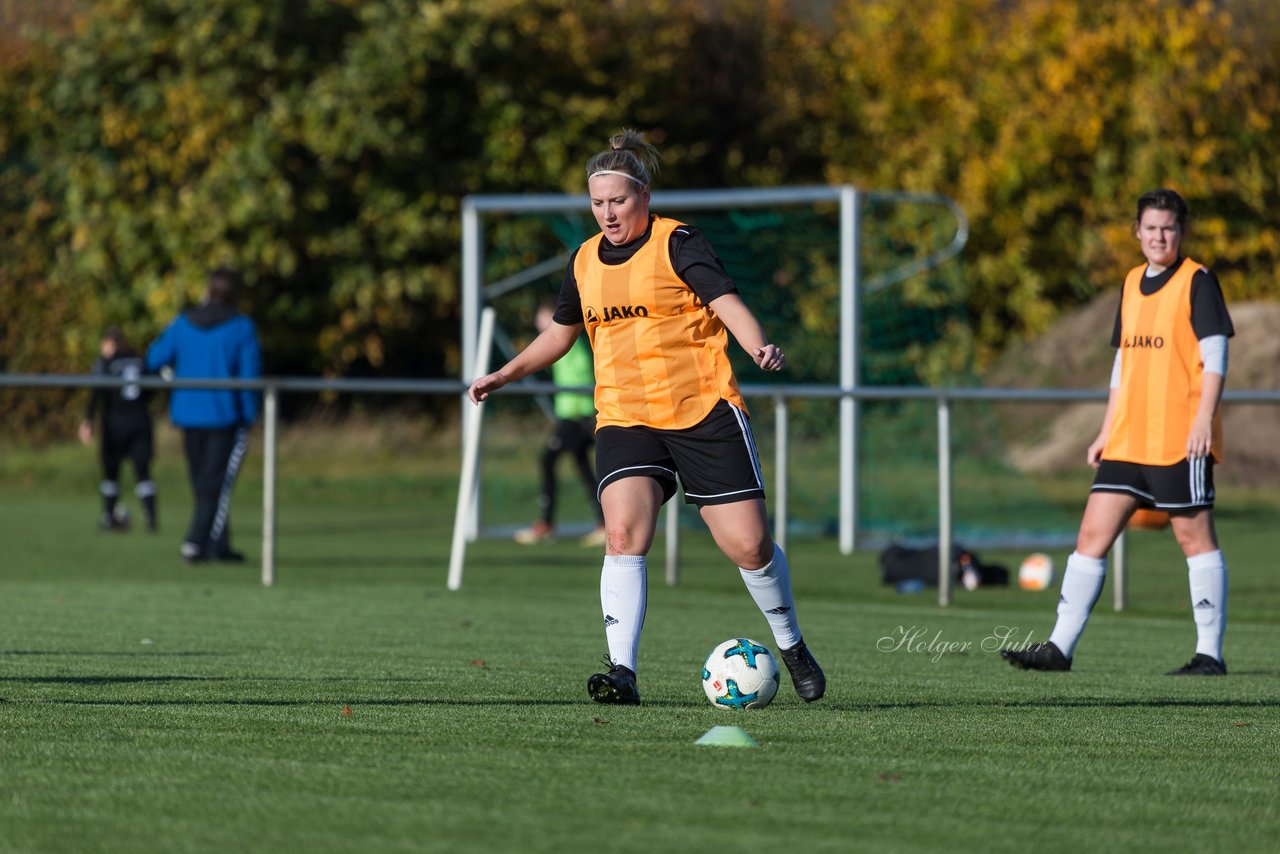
[2,422,1278,853]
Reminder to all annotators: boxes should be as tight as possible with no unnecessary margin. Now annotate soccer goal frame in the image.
[453,185,968,584]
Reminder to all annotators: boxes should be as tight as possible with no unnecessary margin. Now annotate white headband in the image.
[588,169,646,186]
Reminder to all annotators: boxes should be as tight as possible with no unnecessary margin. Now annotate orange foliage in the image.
[816,0,1280,362]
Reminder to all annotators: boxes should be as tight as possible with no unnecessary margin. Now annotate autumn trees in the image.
[2,0,1277,431]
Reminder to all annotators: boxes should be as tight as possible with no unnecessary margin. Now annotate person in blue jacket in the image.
[146,267,261,564]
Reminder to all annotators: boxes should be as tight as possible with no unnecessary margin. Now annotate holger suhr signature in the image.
[876,625,1038,663]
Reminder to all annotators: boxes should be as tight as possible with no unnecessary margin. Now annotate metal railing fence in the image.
[5,371,1277,607]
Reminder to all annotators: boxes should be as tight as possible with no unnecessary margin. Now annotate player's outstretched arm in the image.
[707,294,785,372]
[467,321,582,405]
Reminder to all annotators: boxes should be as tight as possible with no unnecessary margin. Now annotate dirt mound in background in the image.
[986,297,1280,488]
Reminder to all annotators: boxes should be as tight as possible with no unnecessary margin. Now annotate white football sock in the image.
[1048,552,1106,658]
[600,554,646,672]
[739,544,801,650]
[1187,550,1227,662]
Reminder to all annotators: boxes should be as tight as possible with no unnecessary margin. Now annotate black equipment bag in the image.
[878,543,1009,588]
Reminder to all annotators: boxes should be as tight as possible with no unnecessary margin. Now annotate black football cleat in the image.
[1166,653,1227,676]
[587,662,640,705]
[1002,641,1072,671]
[779,639,826,702]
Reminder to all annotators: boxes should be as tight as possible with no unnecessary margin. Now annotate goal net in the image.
[462,187,1082,550]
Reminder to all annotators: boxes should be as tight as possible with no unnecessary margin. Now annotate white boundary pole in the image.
[447,307,496,591]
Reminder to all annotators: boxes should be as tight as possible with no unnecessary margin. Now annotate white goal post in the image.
[456,185,968,557]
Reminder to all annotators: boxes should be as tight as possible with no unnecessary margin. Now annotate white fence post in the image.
[261,385,278,587]
[665,499,680,586]
[774,395,789,555]
[839,185,861,555]
[937,395,953,607]
[1112,530,1127,611]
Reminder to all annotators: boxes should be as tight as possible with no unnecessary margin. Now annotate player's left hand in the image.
[468,371,508,404]
[1186,420,1213,459]
[753,344,785,372]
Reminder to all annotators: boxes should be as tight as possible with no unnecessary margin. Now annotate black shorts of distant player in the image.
[1091,457,1215,510]
[595,400,765,507]
[101,417,154,483]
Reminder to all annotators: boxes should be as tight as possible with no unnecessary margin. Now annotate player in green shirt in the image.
[515,303,606,546]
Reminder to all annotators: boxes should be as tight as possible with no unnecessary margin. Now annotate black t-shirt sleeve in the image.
[669,226,739,304]
[1190,268,1234,339]
[1109,291,1123,348]
[553,248,585,326]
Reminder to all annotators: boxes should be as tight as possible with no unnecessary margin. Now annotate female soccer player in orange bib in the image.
[469,130,824,705]
[1004,189,1234,676]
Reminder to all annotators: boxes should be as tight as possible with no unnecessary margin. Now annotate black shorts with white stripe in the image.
[595,400,766,507]
[1091,456,1215,510]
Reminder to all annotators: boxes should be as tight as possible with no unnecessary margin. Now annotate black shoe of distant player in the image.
[587,661,640,706]
[1166,653,1227,676]
[780,638,826,702]
[1002,641,1072,671]
[211,549,246,564]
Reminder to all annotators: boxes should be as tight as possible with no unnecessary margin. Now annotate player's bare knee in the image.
[728,539,773,571]
[1075,524,1116,558]
[605,527,640,555]
[1173,530,1215,557]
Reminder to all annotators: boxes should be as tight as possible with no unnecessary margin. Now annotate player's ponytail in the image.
[586,128,661,187]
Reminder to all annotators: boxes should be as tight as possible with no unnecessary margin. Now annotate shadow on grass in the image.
[271,514,429,536]
[825,697,1280,711]
[0,675,232,685]
[272,556,428,570]
[2,650,223,657]
[13,697,602,708]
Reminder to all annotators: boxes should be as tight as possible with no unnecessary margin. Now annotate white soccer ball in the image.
[1018,552,1055,591]
[701,638,780,710]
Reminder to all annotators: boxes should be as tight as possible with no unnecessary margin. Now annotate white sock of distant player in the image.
[1048,552,1106,658]
[739,544,801,650]
[600,554,646,672]
[100,479,119,516]
[1187,549,1227,662]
